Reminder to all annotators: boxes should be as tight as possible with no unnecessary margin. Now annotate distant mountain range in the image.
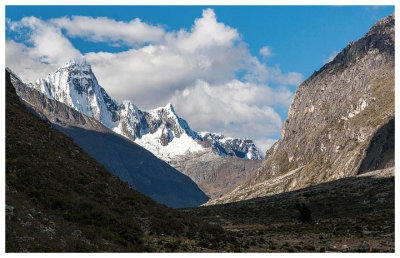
[26,60,262,161]
[8,55,263,204]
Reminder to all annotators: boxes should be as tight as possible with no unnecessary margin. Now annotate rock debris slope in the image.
[209,14,395,204]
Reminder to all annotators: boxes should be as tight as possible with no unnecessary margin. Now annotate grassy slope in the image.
[5,70,236,252]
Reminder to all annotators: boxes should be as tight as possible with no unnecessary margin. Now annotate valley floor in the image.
[182,167,395,252]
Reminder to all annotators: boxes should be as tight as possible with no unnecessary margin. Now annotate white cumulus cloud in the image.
[170,9,240,53]
[51,15,165,46]
[6,16,82,83]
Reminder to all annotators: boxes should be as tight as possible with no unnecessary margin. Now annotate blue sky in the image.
[6,6,394,76]
[5,5,395,153]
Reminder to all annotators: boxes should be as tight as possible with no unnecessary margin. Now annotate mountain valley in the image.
[5,11,395,253]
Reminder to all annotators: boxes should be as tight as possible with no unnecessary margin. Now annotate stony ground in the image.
[182,167,395,252]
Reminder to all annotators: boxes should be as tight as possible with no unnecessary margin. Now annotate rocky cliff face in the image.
[209,14,395,204]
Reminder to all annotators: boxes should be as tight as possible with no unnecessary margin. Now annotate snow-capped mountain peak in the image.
[164,103,175,113]
[33,59,119,128]
[146,103,201,140]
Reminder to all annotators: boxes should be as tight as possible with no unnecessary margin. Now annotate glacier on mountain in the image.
[30,60,262,161]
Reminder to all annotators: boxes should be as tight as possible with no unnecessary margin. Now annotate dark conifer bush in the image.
[296,203,312,223]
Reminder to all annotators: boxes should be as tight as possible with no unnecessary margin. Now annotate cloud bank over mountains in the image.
[6,9,303,153]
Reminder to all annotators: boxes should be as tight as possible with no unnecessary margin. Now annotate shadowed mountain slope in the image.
[53,125,209,208]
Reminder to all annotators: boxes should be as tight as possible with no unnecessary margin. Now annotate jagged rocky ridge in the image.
[209,14,395,204]
[9,69,209,208]
[28,60,261,161]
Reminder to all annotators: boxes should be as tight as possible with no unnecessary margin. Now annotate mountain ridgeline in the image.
[209,14,395,204]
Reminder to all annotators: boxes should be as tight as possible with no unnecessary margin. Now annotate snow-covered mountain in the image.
[30,59,262,161]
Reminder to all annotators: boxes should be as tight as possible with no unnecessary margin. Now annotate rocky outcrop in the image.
[209,14,394,204]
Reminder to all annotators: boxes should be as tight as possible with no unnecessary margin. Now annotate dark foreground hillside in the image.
[5,70,237,252]
[183,167,394,252]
